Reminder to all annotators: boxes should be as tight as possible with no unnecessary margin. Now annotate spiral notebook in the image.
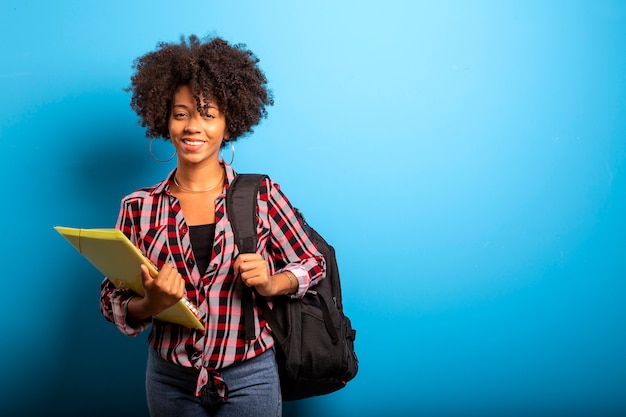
[54,226,204,330]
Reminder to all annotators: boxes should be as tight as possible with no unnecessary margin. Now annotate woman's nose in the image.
[184,117,201,133]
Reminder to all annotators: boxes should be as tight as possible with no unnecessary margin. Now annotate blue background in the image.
[1,1,625,416]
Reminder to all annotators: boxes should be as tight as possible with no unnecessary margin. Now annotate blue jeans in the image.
[146,347,282,417]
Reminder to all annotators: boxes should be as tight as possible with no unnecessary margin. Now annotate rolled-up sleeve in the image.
[99,280,151,336]
[261,179,326,299]
[98,198,151,336]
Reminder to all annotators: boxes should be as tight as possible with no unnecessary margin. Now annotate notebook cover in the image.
[54,226,204,330]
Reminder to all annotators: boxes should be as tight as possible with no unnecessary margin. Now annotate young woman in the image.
[99,35,326,417]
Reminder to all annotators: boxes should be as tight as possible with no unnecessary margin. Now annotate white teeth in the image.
[183,140,204,145]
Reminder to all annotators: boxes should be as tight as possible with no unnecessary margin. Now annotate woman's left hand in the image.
[234,253,275,296]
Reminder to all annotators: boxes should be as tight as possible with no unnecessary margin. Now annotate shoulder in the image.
[121,187,152,203]
[120,174,172,206]
[258,175,283,203]
[229,172,281,203]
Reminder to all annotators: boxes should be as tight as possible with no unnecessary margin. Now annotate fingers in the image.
[235,253,270,288]
[143,262,185,300]
[140,264,153,285]
[136,261,185,317]
[155,263,185,298]
[234,253,262,272]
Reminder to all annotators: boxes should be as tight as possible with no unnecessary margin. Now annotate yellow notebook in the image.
[54,226,204,330]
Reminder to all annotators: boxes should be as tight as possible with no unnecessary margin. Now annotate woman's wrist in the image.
[284,271,295,291]
[127,296,156,321]
[282,270,298,295]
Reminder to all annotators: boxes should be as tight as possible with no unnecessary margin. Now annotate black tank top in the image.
[188,223,216,275]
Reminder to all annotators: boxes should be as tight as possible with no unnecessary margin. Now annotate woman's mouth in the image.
[182,139,205,146]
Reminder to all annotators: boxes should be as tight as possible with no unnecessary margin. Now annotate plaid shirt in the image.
[100,163,326,396]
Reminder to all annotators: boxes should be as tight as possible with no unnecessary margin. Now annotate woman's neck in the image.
[175,161,224,192]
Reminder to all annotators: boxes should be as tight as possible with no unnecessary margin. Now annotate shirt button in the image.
[181,226,188,235]
[187,259,195,267]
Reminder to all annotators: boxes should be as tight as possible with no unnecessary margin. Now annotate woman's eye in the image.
[174,112,187,118]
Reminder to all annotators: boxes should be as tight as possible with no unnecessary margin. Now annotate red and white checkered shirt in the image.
[100,163,326,396]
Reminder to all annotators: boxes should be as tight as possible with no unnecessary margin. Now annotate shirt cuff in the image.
[111,292,151,336]
[284,267,312,299]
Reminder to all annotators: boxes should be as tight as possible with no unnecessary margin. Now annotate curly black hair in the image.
[126,35,274,145]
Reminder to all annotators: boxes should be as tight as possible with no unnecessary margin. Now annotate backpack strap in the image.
[227,174,267,253]
[227,174,268,340]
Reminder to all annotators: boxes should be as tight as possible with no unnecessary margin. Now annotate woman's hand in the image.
[234,254,298,296]
[234,253,275,296]
[128,263,185,320]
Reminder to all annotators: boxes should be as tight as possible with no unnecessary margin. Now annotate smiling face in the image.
[168,85,229,167]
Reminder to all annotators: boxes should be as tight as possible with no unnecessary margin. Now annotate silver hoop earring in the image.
[220,141,235,165]
[149,138,176,163]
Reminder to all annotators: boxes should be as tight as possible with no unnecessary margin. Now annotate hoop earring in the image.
[220,141,235,165]
[149,138,176,163]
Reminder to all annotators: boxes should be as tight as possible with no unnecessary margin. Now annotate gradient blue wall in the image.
[1,1,625,416]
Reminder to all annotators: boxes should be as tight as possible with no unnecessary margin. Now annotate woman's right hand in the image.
[128,263,185,320]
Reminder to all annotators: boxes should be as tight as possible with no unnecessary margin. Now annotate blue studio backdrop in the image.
[1,1,625,416]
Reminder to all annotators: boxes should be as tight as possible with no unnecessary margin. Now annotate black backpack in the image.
[227,174,358,401]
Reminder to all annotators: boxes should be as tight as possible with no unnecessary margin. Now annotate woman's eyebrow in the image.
[172,103,218,110]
